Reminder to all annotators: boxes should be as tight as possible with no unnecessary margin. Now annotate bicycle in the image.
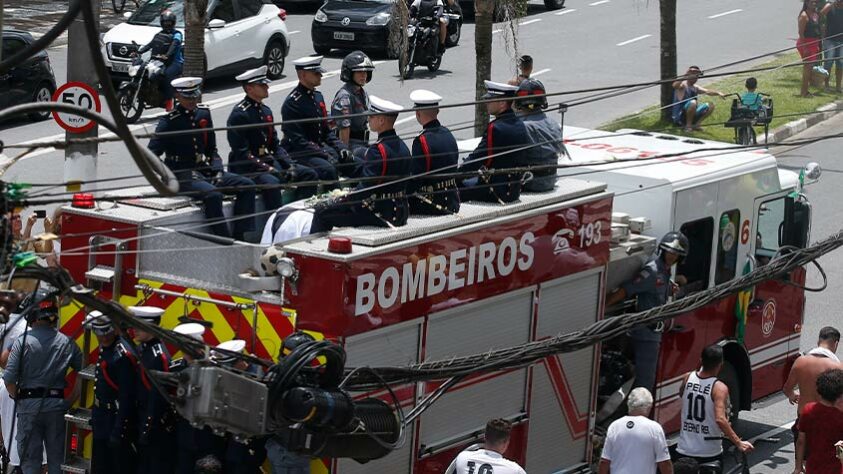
[696,436,778,474]
[723,93,774,146]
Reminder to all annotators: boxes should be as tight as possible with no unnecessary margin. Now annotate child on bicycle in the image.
[740,77,763,111]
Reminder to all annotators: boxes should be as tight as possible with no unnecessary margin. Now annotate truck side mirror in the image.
[782,197,811,249]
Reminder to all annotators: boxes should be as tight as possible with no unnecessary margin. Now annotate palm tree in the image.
[183,0,207,78]
[474,0,495,135]
[659,0,677,122]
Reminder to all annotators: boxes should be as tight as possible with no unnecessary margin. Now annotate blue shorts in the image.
[824,38,843,72]
[676,100,710,125]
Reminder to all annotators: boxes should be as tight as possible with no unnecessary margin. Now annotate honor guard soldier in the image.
[211,340,267,474]
[332,51,375,148]
[459,80,530,204]
[228,66,320,204]
[311,96,413,232]
[131,305,176,474]
[282,56,351,181]
[514,79,564,192]
[408,89,460,215]
[171,323,224,474]
[86,311,139,474]
[149,77,258,240]
[606,232,689,393]
[3,295,83,474]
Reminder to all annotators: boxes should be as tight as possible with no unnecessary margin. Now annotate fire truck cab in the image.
[56,125,816,473]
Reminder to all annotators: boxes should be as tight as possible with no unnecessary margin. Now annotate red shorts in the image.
[797,37,821,61]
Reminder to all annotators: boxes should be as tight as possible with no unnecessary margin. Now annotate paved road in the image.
[4,1,843,471]
[2,0,800,189]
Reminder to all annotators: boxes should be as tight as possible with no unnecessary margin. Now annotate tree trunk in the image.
[659,0,677,123]
[183,0,207,78]
[474,0,494,136]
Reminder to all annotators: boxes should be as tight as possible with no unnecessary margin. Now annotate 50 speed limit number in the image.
[52,82,102,133]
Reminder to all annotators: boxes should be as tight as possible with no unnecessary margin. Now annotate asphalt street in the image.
[2,0,799,189]
[4,2,843,471]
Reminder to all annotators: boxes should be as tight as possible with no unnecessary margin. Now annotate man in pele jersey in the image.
[446,418,526,474]
[674,344,753,465]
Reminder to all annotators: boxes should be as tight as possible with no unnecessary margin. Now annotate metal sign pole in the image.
[64,4,101,192]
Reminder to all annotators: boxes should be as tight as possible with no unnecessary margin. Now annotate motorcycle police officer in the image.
[131,305,176,474]
[408,89,460,215]
[148,77,258,240]
[135,10,183,110]
[282,56,351,181]
[459,80,530,204]
[514,79,564,192]
[311,96,413,231]
[332,51,375,148]
[86,311,138,474]
[606,231,690,393]
[3,295,83,474]
[228,66,320,204]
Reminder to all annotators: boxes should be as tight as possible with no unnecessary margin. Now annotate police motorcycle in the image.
[116,44,168,124]
[402,0,446,79]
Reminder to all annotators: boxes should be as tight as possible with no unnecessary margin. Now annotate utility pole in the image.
[64,3,100,192]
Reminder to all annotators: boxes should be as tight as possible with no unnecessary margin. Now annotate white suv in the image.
[101,0,290,81]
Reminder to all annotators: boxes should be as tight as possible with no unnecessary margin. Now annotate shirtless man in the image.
[783,326,841,448]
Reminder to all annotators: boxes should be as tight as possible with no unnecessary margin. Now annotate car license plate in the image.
[333,31,355,41]
[112,62,130,73]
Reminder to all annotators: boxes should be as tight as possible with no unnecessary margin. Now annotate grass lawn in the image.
[601,53,843,143]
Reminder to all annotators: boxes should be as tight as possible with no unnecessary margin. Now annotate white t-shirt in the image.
[452,448,526,474]
[260,206,314,245]
[601,415,670,474]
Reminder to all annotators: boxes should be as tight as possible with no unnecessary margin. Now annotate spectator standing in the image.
[783,326,841,449]
[671,66,726,132]
[598,387,673,474]
[798,0,823,97]
[3,295,83,474]
[509,55,533,85]
[793,368,843,474]
[446,419,526,474]
[675,345,753,464]
[822,0,843,93]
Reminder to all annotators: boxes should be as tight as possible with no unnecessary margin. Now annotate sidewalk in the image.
[4,0,129,48]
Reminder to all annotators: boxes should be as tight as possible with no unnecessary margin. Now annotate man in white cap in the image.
[408,89,460,215]
[85,311,138,473]
[459,80,530,204]
[228,66,320,204]
[282,56,351,182]
[311,96,413,231]
[148,77,259,240]
[130,305,176,474]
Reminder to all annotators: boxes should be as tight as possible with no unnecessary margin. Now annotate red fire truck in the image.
[57,126,816,473]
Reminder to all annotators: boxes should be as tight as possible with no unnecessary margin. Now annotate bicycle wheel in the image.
[112,0,127,14]
[737,127,752,146]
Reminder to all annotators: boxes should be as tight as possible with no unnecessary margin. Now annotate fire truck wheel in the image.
[718,361,741,424]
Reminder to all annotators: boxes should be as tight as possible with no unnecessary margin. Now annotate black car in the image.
[0,29,57,121]
[312,0,461,58]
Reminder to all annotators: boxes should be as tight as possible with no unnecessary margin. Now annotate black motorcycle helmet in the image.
[657,231,690,261]
[160,10,177,30]
[515,78,548,111]
[340,51,375,84]
[280,331,316,358]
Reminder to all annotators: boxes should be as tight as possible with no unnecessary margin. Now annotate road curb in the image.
[763,99,843,144]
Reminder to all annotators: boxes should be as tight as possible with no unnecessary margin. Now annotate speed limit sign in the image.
[52,81,102,133]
